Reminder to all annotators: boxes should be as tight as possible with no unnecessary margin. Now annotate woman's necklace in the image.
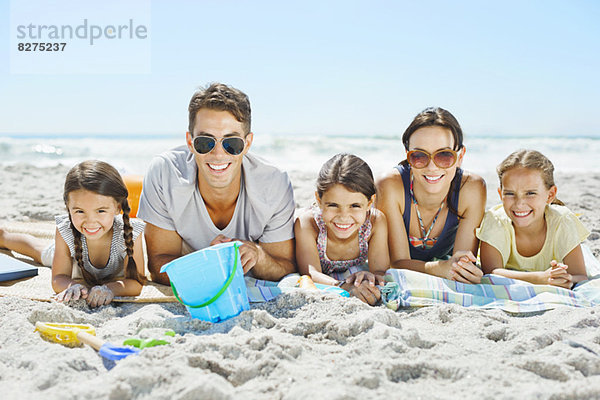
[409,174,446,249]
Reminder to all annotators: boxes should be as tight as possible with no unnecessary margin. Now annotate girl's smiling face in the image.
[407,126,464,195]
[67,189,120,241]
[499,167,557,230]
[317,184,372,241]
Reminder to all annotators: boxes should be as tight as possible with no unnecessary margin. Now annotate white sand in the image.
[2,164,600,400]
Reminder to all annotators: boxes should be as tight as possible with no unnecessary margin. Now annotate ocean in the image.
[1,134,598,185]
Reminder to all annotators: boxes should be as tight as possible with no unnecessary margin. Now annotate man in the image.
[138,83,296,285]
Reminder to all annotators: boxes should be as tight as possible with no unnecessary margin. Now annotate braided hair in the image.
[64,160,146,286]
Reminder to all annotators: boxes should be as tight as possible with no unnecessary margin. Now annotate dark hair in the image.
[316,153,376,200]
[401,107,464,151]
[497,149,564,206]
[400,107,466,218]
[63,160,146,286]
[188,82,251,136]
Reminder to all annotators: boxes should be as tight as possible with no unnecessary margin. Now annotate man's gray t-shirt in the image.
[137,145,295,251]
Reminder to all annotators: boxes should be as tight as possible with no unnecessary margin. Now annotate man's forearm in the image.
[253,246,296,281]
[148,254,180,285]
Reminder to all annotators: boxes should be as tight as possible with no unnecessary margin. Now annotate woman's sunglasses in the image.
[406,149,458,169]
[192,135,246,156]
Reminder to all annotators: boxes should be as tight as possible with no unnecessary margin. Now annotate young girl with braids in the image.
[0,160,146,307]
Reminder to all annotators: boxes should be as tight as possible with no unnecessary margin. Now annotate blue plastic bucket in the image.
[160,241,250,323]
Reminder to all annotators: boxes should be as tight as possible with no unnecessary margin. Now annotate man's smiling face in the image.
[186,108,253,191]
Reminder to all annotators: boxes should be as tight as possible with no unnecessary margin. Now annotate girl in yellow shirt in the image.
[477,149,590,289]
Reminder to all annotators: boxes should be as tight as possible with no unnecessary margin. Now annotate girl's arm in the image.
[479,240,505,275]
[367,210,390,276]
[294,212,338,285]
[295,211,381,305]
[51,228,81,293]
[480,240,578,288]
[480,241,544,283]
[348,211,390,287]
[376,171,412,265]
[452,174,486,257]
[441,174,486,283]
[102,235,145,297]
[562,244,588,284]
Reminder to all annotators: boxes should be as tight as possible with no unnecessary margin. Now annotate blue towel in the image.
[0,253,38,282]
[244,273,351,302]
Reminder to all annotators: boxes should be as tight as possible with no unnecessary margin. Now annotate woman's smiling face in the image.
[407,126,463,195]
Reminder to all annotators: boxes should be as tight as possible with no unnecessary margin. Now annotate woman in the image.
[376,107,486,283]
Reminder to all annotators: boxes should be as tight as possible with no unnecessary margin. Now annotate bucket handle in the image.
[170,242,240,308]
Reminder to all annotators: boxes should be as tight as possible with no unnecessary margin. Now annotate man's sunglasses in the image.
[192,135,246,156]
[406,149,458,169]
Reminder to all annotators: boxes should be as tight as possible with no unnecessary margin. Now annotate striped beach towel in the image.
[244,276,289,302]
[381,269,600,313]
[244,266,365,303]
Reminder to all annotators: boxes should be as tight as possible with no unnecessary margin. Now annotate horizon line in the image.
[1,132,599,140]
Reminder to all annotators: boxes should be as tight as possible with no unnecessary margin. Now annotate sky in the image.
[1,0,599,137]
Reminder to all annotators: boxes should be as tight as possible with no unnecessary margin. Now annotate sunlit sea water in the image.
[1,134,598,186]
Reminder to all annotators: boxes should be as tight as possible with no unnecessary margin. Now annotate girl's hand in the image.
[86,285,115,307]
[443,251,482,284]
[544,261,572,289]
[342,281,381,306]
[55,283,88,302]
[345,271,386,287]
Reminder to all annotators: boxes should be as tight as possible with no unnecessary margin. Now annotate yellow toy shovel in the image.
[35,322,140,360]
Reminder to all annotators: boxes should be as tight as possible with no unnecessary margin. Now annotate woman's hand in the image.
[441,251,483,284]
[86,285,115,307]
[55,283,88,302]
[345,271,386,287]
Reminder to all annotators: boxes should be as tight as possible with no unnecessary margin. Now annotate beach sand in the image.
[2,164,600,400]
